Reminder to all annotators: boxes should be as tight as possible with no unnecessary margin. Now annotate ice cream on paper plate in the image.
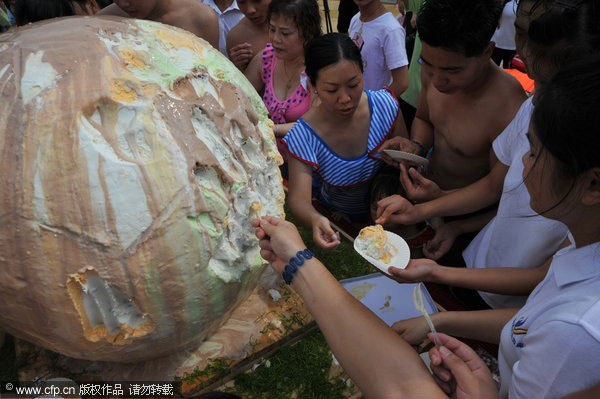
[355,225,398,264]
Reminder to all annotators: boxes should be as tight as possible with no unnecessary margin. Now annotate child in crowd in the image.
[253,53,600,399]
[283,33,408,249]
[348,0,409,98]
[14,0,99,24]
[244,0,321,138]
[199,0,244,56]
[226,0,271,72]
[98,0,220,50]
[377,0,599,309]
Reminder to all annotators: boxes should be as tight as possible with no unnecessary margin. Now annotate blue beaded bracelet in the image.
[282,249,314,285]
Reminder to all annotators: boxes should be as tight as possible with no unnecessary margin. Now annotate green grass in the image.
[230,331,348,399]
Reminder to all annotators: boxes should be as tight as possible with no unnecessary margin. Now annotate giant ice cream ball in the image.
[0,17,285,362]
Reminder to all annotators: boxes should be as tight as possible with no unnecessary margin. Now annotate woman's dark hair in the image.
[268,0,322,45]
[417,0,503,57]
[517,0,600,81]
[531,54,600,211]
[14,0,92,25]
[304,33,363,84]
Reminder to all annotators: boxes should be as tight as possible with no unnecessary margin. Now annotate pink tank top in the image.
[260,43,311,124]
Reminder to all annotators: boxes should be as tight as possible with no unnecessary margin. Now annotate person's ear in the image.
[581,168,600,206]
[483,41,495,60]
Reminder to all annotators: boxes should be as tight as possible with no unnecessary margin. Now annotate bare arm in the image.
[389,66,409,98]
[389,257,548,297]
[96,3,129,16]
[191,5,219,49]
[444,209,496,236]
[288,157,340,250]
[254,218,446,398]
[422,210,496,260]
[244,49,265,94]
[376,159,507,226]
[295,258,445,398]
[393,307,518,346]
[431,260,549,296]
[391,237,571,295]
[431,236,570,294]
[434,308,518,344]
[410,76,434,152]
[226,27,253,71]
[273,122,295,138]
[415,159,508,221]
[392,99,409,139]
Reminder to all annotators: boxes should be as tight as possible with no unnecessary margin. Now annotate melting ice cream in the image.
[355,225,398,264]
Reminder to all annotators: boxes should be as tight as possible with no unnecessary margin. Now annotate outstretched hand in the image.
[375,194,423,225]
[399,163,442,202]
[387,258,438,283]
[378,136,422,168]
[428,333,498,399]
[424,223,459,260]
[392,315,432,346]
[228,42,254,70]
[252,217,308,273]
[312,216,341,250]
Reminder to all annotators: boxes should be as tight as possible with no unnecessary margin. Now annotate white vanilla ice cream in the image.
[355,225,398,264]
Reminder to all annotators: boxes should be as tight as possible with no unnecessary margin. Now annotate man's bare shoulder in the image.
[227,18,253,48]
[491,65,527,103]
[163,0,217,27]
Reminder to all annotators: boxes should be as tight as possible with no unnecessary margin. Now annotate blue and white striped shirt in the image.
[283,89,399,216]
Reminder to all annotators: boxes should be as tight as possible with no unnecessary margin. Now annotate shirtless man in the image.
[226,0,271,71]
[376,0,525,260]
[98,0,219,50]
[379,0,526,191]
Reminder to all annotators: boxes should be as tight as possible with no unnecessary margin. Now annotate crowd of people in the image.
[1,0,599,397]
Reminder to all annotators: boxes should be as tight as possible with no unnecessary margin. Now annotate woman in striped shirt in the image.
[283,33,408,250]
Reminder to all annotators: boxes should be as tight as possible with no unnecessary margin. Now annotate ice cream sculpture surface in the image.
[0,16,285,362]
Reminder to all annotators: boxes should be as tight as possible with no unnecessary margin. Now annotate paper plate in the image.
[354,230,410,275]
[383,149,429,167]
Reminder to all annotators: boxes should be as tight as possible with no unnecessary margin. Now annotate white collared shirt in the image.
[200,0,244,55]
[498,234,600,398]
[463,98,569,308]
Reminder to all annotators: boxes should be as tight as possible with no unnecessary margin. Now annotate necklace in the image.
[282,60,299,91]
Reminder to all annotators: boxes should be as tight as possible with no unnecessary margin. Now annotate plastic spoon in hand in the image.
[413,283,441,347]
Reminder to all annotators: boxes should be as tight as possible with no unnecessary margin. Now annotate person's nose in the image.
[431,73,449,89]
[338,88,352,104]
[271,31,282,44]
